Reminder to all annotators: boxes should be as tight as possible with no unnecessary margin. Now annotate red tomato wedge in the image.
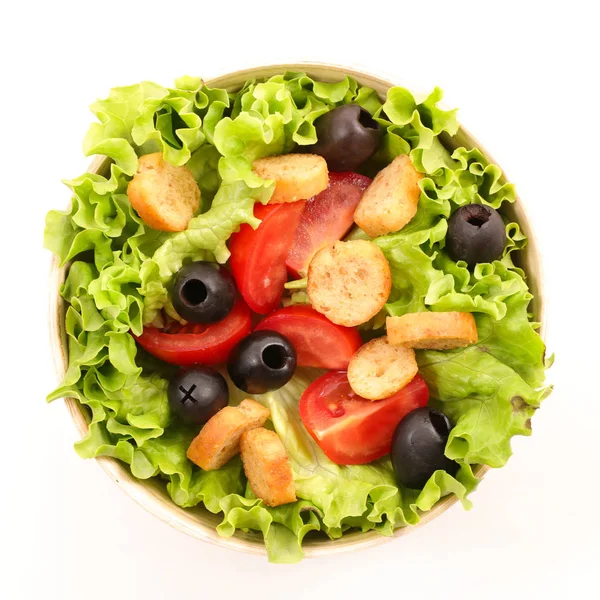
[254,305,362,370]
[286,172,372,278]
[299,371,429,465]
[133,298,252,366]
[229,201,306,314]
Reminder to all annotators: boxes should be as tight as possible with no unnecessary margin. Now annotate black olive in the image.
[227,331,297,394]
[391,407,458,489]
[172,262,236,324]
[446,204,506,266]
[167,366,229,425]
[305,104,382,172]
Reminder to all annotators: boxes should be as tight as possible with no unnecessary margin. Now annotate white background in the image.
[2,1,599,598]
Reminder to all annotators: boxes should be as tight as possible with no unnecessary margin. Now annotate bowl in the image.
[48,63,545,558]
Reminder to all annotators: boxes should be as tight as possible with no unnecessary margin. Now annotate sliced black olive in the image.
[172,262,236,324]
[305,104,382,172]
[391,407,458,489]
[446,204,506,266]
[167,366,229,425]
[227,331,297,394]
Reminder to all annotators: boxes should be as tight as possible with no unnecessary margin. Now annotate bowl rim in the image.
[48,62,545,559]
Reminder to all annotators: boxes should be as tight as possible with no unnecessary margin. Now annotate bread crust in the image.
[127,152,200,231]
[307,240,391,327]
[186,400,270,471]
[354,154,422,237]
[240,428,296,507]
[347,336,418,400]
[387,311,478,350]
[253,153,328,203]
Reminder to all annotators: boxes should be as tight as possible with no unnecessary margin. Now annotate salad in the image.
[44,71,552,563]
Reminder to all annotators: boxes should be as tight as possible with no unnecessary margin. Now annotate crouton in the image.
[253,153,328,203]
[186,400,270,471]
[127,152,200,231]
[307,240,391,327]
[347,336,418,400]
[354,154,422,237]
[240,428,296,507]
[387,311,478,350]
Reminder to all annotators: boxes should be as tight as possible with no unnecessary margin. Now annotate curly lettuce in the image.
[44,71,549,563]
[418,285,549,467]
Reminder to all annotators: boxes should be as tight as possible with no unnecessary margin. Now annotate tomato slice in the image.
[286,172,372,278]
[133,298,252,366]
[229,201,306,314]
[254,305,362,370]
[299,372,429,465]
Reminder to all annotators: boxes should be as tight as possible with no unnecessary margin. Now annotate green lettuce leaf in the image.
[82,78,230,189]
[365,87,459,176]
[419,326,548,468]
[82,82,168,194]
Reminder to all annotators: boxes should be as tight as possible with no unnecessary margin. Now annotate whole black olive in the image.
[167,366,229,425]
[391,407,458,489]
[227,331,297,394]
[306,104,382,172]
[172,262,236,324]
[446,204,506,266]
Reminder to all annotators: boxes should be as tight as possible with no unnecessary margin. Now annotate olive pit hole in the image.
[462,204,491,228]
[358,109,380,131]
[182,279,208,306]
[262,344,287,370]
[430,410,450,438]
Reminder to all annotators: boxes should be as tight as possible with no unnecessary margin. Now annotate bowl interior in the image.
[49,63,544,558]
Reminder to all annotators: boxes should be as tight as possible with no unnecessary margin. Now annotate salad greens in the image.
[44,72,550,563]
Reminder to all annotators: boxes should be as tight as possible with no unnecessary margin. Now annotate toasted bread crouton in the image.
[307,240,391,327]
[186,400,270,471]
[347,336,418,400]
[387,311,478,350]
[127,152,200,232]
[240,428,296,507]
[253,154,328,203]
[354,154,422,237]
